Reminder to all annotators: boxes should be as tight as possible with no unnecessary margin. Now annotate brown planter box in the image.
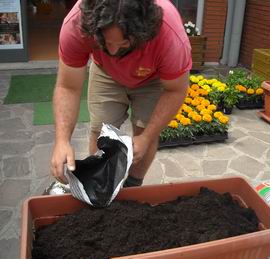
[20,177,270,259]
[189,36,207,71]
[258,81,270,123]
[252,49,270,80]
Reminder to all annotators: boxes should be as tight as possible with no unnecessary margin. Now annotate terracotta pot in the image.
[258,81,270,123]
[20,177,270,259]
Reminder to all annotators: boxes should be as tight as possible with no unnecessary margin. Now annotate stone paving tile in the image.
[3,157,30,178]
[0,238,19,259]
[202,160,229,176]
[229,155,266,178]
[0,210,13,233]
[233,137,269,159]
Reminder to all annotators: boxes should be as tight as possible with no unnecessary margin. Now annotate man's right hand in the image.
[51,141,75,184]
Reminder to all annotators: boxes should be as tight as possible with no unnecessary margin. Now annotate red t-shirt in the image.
[59,0,192,88]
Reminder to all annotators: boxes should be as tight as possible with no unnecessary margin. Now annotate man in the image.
[51,0,192,187]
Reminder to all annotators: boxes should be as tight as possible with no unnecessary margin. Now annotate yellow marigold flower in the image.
[190,76,199,83]
[188,111,197,118]
[212,79,218,83]
[168,120,178,128]
[200,109,212,115]
[191,99,200,106]
[208,104,217,111]
[175,113,183,121]
[197,75,204,81]
[201,99,210,107]
[256,88,264,95]
[185,97,192,104]
[218,115,229,124]
[196,104,205,112]
[185,106,193,113]
[203,114,212,123]
[198,81,205,87]
[235,84,241,90]
[247,88,255,95]
[191,84,199,91]
[213,82,221,88]
[214,111,223,118]
[193,114,202,122]
[218,85,225,92]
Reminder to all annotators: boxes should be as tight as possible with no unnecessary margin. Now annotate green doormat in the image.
[33,100,90,125]
[4,74,88,104]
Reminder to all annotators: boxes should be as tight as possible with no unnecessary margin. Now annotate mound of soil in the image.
[32,188,259,259]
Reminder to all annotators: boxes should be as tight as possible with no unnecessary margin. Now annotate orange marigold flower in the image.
[180,117,191,126]
[256,88,264,95]
[193,114,202,122]
[201,99,210,107]
[208,104,217,111]
[191,99,200,106]
[218,115,229,124]
[247,88,255,95]
[175,114,183,121]
[191,84,199,91]
[198,89,208,96]
[196,104,205,112]
[239,85,247,92]
[184,97,192,104]
[202,114,212,123]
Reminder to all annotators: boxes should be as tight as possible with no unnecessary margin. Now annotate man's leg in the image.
[124,124,159,187]
[89,131,99,155]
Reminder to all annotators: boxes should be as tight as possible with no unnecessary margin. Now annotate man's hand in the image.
[132,134,150,164]
[51,141,75,184]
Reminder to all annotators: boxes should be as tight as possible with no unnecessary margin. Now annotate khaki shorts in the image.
[88,62,163,133]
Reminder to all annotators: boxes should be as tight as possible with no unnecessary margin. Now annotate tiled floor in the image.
[0,65,270,258]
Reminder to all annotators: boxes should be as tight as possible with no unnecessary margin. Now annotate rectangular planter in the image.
[159,132,228,149]
[252,49,270,80]
[20,177,270,259]
[236,97,264,110]
[258,81,270,123]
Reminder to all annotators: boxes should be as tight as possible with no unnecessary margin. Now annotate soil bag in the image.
[65,124,133,207]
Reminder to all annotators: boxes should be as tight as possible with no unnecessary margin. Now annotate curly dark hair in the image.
[80,0,163,52]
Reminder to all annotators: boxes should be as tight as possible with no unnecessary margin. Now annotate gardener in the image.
[51,0,192,187]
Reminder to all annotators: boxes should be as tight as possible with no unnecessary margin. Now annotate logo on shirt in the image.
[136,66,152,77]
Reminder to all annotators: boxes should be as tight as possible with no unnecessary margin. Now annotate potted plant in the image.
[20,177,270,259]
[159,78,229,149]
[226,69,264,109]
[258,81,270,123]
[184,21,207,71]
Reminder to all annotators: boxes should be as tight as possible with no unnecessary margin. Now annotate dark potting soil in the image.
[32,188,259,259]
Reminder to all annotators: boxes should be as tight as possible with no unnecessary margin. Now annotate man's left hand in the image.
[132,134,150,164]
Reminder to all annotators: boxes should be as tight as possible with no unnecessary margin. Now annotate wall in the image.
[202,0,227,62]
[239,0,270,68]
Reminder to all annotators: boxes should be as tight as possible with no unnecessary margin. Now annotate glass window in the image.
[171,0,198,24]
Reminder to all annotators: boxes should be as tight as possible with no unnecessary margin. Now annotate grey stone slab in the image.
[160,158,185,178]
[0,210,12,233]
[166,152,201,171]
[229,155,265,178]
[72,128,88,139]
[70,139,89,153]
[249,132,270,144]
[143,160,164,185]
[202,160,228,176]
[3,157,30,178]
[235,118,270,132]
[0,141,34,157]
[267,150,270,160]
[0,130,33,141]
[232,109,259,121]
[11,104,33,117]
[33,124,54,132]
[33,144,53,178]
[234,137,269,159]
[35,131,54,145]
[0,118,25,132]
[31,176,54,196]
[0,179,30,206]
[206,145,237,160]
[0,111,11,120]
[0,238,19,259]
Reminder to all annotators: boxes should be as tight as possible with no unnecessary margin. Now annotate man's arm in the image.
[133,71,189,163]
[51,59,87,183]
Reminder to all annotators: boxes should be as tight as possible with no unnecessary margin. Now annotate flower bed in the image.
[160,75,229,148]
